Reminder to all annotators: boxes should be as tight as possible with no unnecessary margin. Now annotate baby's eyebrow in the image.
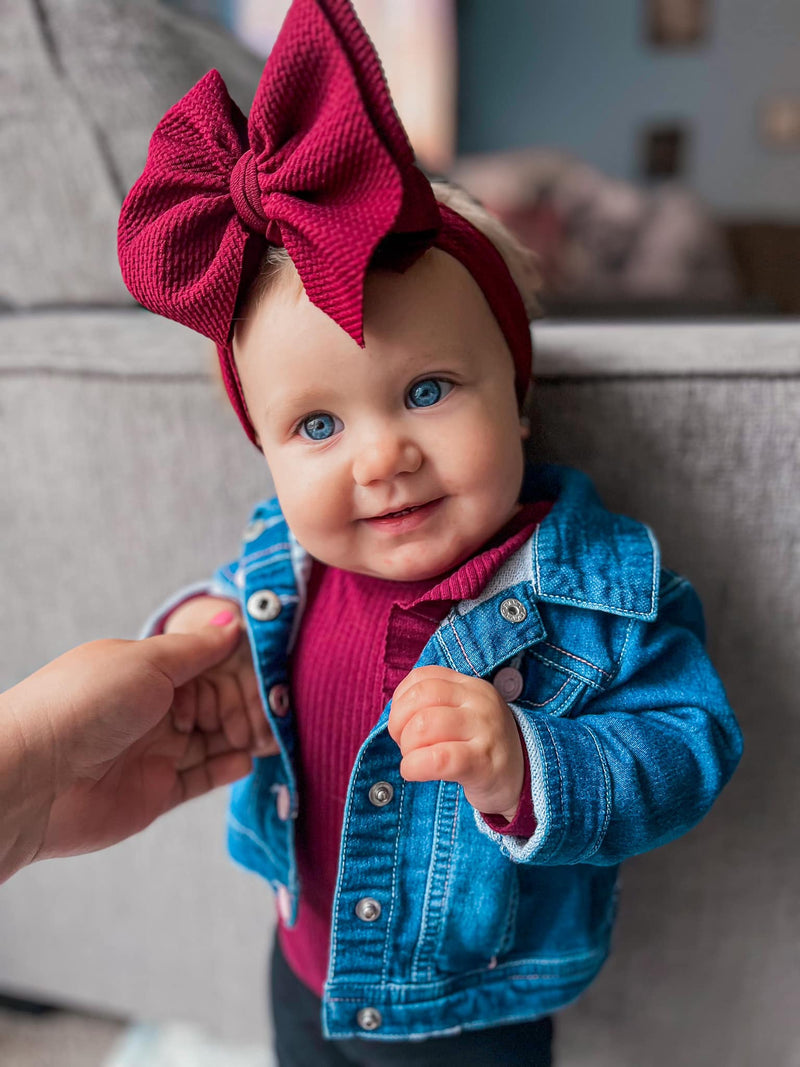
[264,389,333,419]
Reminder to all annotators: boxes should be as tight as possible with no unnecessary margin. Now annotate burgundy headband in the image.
[118,0,531,444]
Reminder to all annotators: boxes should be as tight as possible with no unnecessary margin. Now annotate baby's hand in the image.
[164,597,278,757]
[388,665,524,821]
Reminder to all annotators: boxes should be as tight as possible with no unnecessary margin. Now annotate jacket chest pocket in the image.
[497,651,590,718]
[411,785,519,980]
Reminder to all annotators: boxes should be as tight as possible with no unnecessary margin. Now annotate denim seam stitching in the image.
[518,675,572,708]
[445,615,481,676]
[541,641,611,678]
[610,617,637,682]
[528,650,604,692]
[429,791,461,981]
[324,943,601,998]
[539,718,569,861]
[411,780,444,982]
[240,542,292,565]
[435,628,459,671]
[645,523,659,613]
[576,723,612,860]
[497,869,520,957]
[326,943,603,994]
[242,555,294,577]
[536,592,655,617]
[381,781,406,983]
[329,738,371,980]
[533,522,542,596]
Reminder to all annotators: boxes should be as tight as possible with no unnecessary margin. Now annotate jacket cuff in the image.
[473,704,610,864]
[139,581,228,638]
[480,725,537,837]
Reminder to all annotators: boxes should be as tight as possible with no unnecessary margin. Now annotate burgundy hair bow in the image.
[118,0,441,351]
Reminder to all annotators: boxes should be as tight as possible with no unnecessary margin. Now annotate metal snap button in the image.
[368,781,394,807]
[276,884,292,923]
[275,784,292,822]
[493,666,524,702]
[243,518,266,542]
[357,1007,382,1031]
[246,589,281,622]
[499,597,527,624]
[268,683,290,718]
[355,897,381,922]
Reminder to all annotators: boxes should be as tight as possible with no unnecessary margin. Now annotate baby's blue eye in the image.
[298,413,342,441]
[406,378,452,409]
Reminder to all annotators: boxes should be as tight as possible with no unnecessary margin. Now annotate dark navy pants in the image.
[269,937,554,1067]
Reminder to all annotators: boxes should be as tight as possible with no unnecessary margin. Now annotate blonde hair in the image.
[239,180,542,322]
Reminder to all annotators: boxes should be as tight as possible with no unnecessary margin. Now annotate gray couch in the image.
[1,312,798,1066]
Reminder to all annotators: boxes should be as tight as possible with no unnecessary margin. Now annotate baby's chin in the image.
[341,543,481,584]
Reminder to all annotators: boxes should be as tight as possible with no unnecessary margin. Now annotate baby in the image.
[119,2,742,1063]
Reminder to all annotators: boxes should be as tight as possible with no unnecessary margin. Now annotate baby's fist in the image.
[388,665,524,821]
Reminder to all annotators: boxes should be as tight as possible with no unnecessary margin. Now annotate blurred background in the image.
[168,0,800,317]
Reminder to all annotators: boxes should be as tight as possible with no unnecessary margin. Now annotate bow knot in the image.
[229,148,272,236]
[119,0,440,357]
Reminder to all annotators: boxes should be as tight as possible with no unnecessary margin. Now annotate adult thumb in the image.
[140,616,243,689]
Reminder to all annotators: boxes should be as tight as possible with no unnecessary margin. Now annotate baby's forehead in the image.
[239,247,510,380]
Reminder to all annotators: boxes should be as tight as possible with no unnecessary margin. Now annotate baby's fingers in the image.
[399,740,476,785]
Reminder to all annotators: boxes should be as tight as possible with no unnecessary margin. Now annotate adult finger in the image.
[139,619,242,690]
[216,672,253,750]
[171,679,198,734]
[195,676,221,734]
[175,728,239,772]
[170,751,253,808]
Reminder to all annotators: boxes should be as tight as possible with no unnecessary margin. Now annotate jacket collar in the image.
[524,463,660,621]
[405,464,661,682]
[275,463,659,677]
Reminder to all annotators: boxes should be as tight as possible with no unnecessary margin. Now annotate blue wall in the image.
[458,0,800,217]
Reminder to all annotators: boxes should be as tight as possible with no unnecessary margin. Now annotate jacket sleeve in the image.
[139,560,241,637]
[476,577,743,865]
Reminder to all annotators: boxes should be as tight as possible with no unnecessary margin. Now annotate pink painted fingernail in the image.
[210,610,235,627]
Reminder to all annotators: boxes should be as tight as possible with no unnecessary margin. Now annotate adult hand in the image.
[1,617,254,883]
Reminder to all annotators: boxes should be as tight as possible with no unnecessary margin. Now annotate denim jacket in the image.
[159,463,741,1041]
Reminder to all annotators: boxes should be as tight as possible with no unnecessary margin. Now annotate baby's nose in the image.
[352,428,422,486]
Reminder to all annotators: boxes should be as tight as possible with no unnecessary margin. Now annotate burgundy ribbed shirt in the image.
[280,501,552,995]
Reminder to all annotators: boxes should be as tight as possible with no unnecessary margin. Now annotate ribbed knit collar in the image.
[330,499,552,612]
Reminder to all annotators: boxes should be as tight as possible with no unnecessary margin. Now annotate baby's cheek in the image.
[275,466,352,556]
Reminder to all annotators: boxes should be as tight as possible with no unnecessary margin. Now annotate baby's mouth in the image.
[380,504,423,519]
[363,498,444,528]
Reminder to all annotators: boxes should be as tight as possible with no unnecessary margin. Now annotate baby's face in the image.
[233,248,527,581]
